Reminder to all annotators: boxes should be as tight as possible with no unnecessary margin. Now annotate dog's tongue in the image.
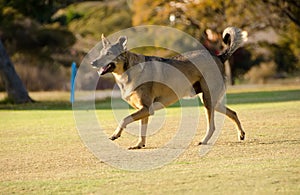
[97,67,104,76]
[97,64,111,76]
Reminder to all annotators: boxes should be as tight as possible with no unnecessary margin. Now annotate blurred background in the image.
[0,0,299,100]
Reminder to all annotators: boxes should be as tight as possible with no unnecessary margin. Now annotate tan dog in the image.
[91,27,246,149]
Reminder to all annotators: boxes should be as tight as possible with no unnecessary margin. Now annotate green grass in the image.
[0,85,300,194]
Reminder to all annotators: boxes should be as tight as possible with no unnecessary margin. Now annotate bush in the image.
[11,53,69,91]
[36,27,76,49]
[16,65,68,91]
[244,62,277,84]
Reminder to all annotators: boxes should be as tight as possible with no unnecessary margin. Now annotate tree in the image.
[0,1,77,91]
[0,40,33,103]
[132,0,299,34]
[0,0,90,23]
[131,0,255,84]
[262,0,300,28]
[131,0,300,83]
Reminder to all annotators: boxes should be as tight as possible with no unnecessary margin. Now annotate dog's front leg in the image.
[109,106,151,141]
[199,93,216,145]
[128,117,148,149]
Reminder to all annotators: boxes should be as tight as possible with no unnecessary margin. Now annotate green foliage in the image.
[258,27,299,73]
[0,0,133,91]
[279,23,300,70]
[52,5,84,25]
[131,0,300,79]
[49,0,132,55]
[271,42,298,72]
[0,0,93,23]
[1,0,299,91]
[36,27,76,49]
[64,1,132,38]
[1,0,54,23]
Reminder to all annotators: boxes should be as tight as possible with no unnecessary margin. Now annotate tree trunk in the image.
[0,40,33,103]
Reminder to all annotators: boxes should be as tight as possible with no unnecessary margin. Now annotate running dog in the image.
[91,27,246,149]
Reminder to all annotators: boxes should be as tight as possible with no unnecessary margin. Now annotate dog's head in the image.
[91,34,127,75]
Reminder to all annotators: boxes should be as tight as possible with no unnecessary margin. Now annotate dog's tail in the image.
[218,27,247,63]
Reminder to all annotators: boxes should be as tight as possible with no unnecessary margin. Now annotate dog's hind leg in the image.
[128,117,148,149]
[215,104,245,141]
[109,106,151,141]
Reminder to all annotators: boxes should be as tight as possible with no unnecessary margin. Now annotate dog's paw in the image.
[128,144,145,150]
[109,135,120,141]
[239,131,245,141]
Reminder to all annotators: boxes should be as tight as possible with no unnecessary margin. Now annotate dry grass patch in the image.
[0,85,300,194]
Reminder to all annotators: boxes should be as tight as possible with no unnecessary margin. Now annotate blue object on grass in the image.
[70,62,77,103]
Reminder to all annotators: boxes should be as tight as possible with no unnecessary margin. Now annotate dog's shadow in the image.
[222,139,300,146]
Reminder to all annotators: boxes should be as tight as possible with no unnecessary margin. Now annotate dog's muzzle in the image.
[95,62,116,76]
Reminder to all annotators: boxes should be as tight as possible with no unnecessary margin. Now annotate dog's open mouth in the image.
[97,62,116,76]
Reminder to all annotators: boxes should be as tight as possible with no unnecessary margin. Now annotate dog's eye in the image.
[106,51,113,56]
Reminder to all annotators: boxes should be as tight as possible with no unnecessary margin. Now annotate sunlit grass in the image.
[0,85,300,194]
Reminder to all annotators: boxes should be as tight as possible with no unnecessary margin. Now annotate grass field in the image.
[0,85,300,194]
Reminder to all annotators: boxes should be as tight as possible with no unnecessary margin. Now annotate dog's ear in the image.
[118,36,127,50]
[101,34,110,48]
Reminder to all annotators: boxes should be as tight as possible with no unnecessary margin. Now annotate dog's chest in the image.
[126,93,144,109]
